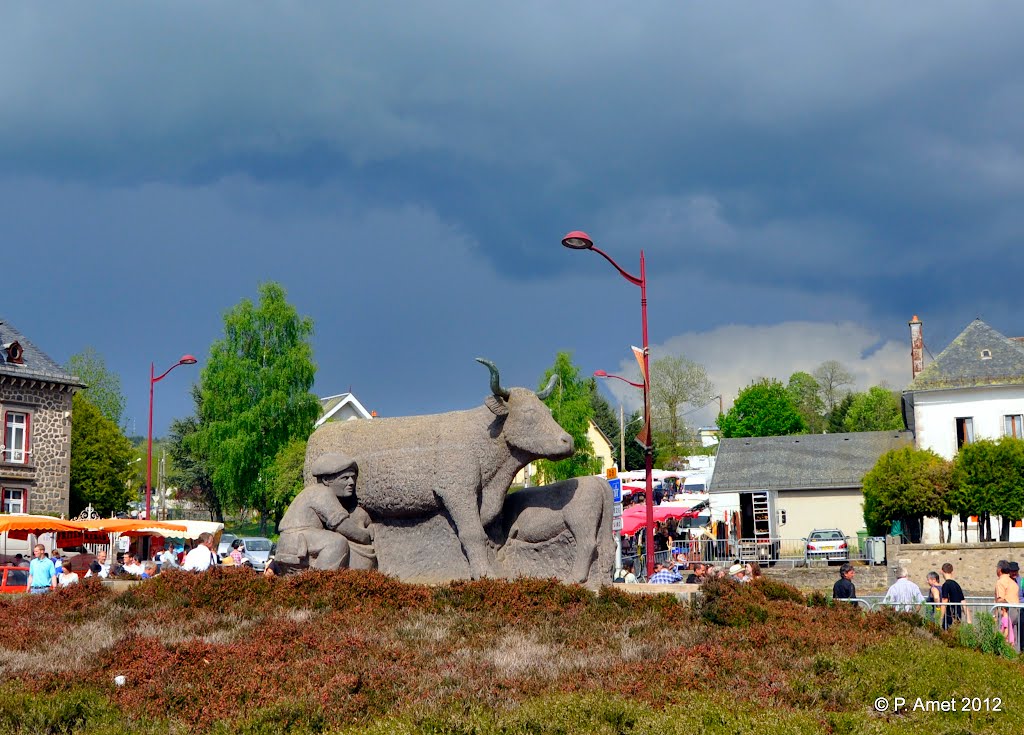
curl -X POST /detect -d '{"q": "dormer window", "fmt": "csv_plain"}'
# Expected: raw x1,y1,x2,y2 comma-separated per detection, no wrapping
3,341,24,365
980,349,992,360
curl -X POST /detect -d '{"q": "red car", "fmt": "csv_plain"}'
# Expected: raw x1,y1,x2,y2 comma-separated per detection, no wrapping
0,566,29,594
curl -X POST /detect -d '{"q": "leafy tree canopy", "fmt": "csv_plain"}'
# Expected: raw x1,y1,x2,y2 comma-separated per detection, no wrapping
535,351,600,483
813,360,854,414
842,386,904,433
69,393,136,517
65,347,126,429
950,438,1024,521
167,386,222,522
827,392,856,434
787,371,825,434
718,379,806,438
649,354,715,447
189,282,321,533
266,437,308,531
861,446,951,536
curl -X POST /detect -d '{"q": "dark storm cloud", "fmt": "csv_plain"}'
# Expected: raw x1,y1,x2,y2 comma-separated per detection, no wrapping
2,3,1023,428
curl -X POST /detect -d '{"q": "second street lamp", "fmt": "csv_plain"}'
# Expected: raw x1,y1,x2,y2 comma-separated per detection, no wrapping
565,230,657,578
146,355,198,523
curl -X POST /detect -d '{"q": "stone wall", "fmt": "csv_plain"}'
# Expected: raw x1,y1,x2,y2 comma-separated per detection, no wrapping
0,382,73,517
885,537,1024,597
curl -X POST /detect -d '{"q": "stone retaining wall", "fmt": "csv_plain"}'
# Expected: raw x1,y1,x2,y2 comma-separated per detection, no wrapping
885,537,1024,597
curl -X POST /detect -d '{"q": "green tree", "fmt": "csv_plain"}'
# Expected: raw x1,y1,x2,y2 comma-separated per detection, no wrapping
813,360,854,414
649,354,715,454
862,446,951,540
718,379,806,438
266,437,308,532
588,379,619,454
69,393,136,516
189,282,321,533
827,392,856,433
621,409,651,470
534,351,601,483
787,371,825,434
65,347,126,429
167,387,223,522
842,386,904,433
951,438,1024,542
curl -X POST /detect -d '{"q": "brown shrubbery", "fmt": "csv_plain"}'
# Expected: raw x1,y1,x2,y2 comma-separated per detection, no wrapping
0,570,1015,733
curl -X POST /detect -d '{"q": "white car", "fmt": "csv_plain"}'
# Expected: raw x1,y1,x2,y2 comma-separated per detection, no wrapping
804,529,849,564
239,537,274,572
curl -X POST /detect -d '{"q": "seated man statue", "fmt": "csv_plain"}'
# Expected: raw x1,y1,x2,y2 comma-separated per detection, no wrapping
275,452,376,570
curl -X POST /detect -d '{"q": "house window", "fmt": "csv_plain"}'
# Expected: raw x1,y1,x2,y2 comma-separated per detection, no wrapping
1006,414,1024,439
3,411,29,463
955,417,974,450
2,488,25,513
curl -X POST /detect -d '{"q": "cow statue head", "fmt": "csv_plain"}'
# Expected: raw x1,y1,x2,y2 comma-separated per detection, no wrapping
476,358,574,460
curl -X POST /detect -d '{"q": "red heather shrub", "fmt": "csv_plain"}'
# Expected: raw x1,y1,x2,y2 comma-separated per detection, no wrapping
431,577,604,623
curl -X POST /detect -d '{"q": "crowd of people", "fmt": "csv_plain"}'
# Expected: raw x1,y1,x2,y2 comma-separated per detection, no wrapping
8,532,284,594
831,559,1024,647
615,554,765,586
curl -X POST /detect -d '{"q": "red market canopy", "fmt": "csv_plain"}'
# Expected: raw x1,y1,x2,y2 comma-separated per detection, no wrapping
620,505,701,536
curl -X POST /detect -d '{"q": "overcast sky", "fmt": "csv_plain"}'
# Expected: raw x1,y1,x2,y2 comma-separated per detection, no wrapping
3,3,1023,435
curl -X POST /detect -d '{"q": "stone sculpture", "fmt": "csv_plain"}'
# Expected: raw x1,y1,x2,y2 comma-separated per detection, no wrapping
276,452,376,570
304,359,573,579
293,359,618,586
496,476,615,585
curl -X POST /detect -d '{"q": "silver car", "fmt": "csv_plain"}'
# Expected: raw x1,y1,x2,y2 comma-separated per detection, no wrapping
239,537,274,572
804,529,849,564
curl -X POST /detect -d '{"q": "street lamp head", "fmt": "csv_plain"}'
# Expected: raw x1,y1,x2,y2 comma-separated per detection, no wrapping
593,370,608,378
561,230,593,250
178,355,198,365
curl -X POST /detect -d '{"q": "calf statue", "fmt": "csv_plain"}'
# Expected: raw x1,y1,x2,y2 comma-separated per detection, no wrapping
305,359,573,579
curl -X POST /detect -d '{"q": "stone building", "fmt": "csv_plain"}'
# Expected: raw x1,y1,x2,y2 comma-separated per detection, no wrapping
0,319,83,517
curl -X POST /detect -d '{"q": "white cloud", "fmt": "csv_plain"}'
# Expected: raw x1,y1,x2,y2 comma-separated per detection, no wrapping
605,321,909,428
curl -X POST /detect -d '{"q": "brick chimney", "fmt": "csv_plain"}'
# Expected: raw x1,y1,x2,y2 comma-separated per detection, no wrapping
909,315,924,380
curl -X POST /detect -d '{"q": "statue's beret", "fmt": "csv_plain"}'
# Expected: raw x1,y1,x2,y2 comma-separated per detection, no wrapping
310,452,357,477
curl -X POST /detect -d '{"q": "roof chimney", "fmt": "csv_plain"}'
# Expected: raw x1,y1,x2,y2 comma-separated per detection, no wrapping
909,315,923,380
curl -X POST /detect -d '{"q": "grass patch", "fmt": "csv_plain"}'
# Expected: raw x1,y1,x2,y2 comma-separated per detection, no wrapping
1,573,1021,733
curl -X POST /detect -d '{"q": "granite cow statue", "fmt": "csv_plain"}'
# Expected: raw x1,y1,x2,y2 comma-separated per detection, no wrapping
305,359,573,579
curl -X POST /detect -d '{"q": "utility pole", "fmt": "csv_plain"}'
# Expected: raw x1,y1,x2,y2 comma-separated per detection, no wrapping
619,404,626,470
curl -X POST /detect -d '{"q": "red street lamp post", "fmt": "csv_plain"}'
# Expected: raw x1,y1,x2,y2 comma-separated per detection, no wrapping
146,355,198,522
563,230,656,578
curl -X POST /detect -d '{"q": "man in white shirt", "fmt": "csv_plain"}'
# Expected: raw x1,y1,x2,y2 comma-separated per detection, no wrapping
883,566,925,612
158,547,178,570
84,549,111,579
121,553,145,576
182,533,217,572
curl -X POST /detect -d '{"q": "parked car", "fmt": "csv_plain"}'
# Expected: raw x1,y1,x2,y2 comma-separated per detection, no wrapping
804,529,849,564
216,534,237,559
239,537,274,572
0,566,29,594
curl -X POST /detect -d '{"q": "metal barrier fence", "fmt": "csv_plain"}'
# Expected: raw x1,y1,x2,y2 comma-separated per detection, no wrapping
837,597,1024,651
621,536,886,572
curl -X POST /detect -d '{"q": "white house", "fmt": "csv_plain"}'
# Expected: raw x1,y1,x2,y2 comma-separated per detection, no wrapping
903,317,1024,541
314,392,374,428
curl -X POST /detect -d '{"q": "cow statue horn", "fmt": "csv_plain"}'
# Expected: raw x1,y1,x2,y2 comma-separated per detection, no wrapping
475,358,510,400
537,374,559,400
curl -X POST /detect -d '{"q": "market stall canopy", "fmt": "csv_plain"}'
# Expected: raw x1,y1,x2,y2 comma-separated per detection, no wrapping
141,520,224,543
620,505,702,536
69,518,188,535
0,514,82,539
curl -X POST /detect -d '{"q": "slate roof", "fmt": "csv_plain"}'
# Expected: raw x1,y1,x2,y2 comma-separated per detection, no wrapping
0,318,83,387
709,431,913,492
909,319,1024,391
